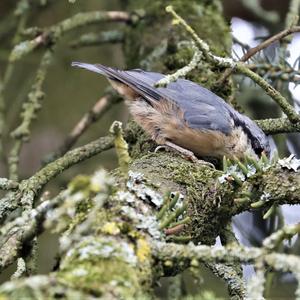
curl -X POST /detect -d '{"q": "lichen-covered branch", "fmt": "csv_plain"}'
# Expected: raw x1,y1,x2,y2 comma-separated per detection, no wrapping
0,0,30,162
152,241,300,299
0,192,64,272
256,117,300,134
166,6,300,124
0,178,19,190
8,50,53,181
10,10,139,62
70,30,124,48
0,135,114,222
263,223,300,251
155,45,202,87
1,0,300,298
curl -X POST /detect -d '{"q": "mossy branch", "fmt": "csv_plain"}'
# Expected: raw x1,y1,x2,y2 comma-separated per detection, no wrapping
153,240,300,299
8,50,53,181
0,178,19,190
0,135,114,222
110,121,131,175
0,0,30,162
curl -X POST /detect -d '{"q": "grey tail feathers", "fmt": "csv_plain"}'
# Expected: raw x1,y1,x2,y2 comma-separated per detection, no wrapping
71,61,162,104
71,62,108,76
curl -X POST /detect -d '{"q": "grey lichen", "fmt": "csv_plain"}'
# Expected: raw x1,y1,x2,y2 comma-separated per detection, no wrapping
278,154,300,171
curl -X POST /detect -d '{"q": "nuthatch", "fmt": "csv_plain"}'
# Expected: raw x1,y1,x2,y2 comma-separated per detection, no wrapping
72,62,270,161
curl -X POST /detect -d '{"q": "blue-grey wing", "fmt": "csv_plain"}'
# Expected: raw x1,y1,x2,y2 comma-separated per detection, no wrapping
112,68,235,135
72,62,234,134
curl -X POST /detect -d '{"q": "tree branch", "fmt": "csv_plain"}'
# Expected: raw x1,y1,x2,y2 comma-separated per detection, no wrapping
9,10,140,62
165,6,300,124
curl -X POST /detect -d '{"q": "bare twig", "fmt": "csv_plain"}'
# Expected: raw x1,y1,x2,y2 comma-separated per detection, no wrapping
51,93,121,160
219,26,300,85
242,27,300,63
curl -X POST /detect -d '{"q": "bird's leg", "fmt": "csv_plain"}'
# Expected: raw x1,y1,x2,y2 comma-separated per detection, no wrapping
155,141,215,168
165,141,198,162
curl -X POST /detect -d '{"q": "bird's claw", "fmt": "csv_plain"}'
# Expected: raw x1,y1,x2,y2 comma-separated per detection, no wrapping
154,143,214,168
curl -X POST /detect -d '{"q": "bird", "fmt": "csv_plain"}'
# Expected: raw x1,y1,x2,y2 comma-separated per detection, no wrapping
72,62,270,162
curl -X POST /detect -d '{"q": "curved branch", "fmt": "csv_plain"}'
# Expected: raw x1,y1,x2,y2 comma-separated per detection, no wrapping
0,135,114,222
10,10,141,62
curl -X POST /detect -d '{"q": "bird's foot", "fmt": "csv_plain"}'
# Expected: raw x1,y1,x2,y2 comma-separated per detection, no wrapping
155,141,214,168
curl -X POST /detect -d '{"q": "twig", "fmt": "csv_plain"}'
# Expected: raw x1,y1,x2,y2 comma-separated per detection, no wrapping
232,36,250,51
0,135,114,222
51,93,121,160
0,0,30,166
155,46,202,87
239,65,299,122
8,50,53,181
109,121,131,175
0,192,65,272
263,223,300,251
219,26,300,85
214,224,246,299
11,258,26,279
247,63,300,83
256,117,300,134
0,178,19,190
205,262,246,299
10,10,138,62
240,0,279,24
166,6,300,124
246,260,266,300
70,30,124,48
153,241,300,289
284,0,300,41
242,27,300,63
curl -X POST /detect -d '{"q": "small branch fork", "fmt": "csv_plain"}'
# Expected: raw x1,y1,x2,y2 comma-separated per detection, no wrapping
10,10,142,62
0,135,114,223
164,6,300,131
218,25,300,84
152,222,300,299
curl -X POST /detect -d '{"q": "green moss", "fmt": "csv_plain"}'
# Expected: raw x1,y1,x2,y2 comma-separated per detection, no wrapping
125,120,156,159
58,259,140,298
130,153,235,245
58,237,147,298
